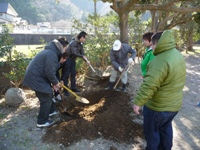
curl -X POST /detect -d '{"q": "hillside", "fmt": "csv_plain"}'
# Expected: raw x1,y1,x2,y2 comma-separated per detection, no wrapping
1,0,111,24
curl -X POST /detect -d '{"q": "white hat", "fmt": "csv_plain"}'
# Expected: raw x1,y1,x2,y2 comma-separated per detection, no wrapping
113,40,121,51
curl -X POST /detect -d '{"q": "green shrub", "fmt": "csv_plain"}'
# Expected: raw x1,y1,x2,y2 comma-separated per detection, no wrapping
72,13,118,73
0,25,14,61
3,50,31,87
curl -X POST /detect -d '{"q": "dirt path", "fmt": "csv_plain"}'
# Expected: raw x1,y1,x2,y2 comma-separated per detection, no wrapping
172,52,200,150
128,53,200,150
0,52,199,150
0,91,62,150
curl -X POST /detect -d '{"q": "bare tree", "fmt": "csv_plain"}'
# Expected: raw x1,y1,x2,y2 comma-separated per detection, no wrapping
102,0,200,42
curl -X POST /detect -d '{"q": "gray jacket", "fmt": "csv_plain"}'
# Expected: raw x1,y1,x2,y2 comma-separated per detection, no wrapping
110,43,137,70
66,38,84,59
23,40,63,94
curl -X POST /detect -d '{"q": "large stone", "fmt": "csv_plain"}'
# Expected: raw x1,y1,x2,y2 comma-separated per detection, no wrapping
5,88,25,106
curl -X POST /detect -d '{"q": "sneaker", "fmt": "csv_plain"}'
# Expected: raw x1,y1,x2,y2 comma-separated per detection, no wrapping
52,97,57,103
52,94,62,103
36,120,54,128
71,88,80,92
56,94,62,101
49,111,59,117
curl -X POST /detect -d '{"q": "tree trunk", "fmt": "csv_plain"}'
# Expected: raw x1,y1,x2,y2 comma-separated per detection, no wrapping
8,50,12,62
150,0,159,32
94,0,97,16
119,12,129,43
151,11,157,32
186,24,194,53
94,0,97,34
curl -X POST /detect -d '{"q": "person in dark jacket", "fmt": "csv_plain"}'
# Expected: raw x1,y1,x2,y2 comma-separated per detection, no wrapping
106,40,137,91
61,31,88,96
23,37,69,128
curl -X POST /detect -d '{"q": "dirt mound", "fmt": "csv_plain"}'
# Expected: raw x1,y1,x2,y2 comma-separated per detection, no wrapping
43,90,143,146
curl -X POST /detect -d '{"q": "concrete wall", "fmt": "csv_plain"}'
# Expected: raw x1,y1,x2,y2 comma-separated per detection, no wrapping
1,33,72,45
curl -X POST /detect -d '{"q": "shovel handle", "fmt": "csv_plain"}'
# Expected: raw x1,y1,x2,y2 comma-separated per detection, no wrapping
61,84,78,98
84,57,96,73
113,63,133,89
88,63,96,73
113,71,124,89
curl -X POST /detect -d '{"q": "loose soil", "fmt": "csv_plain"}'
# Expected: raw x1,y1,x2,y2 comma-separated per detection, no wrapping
43,90,143,147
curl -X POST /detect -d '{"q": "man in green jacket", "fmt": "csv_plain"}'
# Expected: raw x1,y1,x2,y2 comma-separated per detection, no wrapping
141,32,154,77
133,30,186,150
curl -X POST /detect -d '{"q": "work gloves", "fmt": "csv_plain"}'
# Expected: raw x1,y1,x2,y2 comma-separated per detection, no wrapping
128,58,134,64
118,66,123,72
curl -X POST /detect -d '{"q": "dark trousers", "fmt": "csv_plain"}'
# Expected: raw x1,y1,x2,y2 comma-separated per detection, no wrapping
143,106,178,150
62,58,76,93
35,91,56,124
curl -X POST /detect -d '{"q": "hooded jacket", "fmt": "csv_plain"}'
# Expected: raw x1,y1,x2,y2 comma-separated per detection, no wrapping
134,30,186,112
23,40,64,94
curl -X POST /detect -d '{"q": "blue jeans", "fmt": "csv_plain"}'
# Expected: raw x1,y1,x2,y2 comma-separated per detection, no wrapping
143,106,178,150
62,58,76,93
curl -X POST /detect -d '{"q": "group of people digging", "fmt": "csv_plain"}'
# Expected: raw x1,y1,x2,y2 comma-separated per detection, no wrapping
23,31,88,127
23,30,186,150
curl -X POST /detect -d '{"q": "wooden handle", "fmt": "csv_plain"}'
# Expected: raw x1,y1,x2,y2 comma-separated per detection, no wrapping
113,64,131,89
61,84,78,98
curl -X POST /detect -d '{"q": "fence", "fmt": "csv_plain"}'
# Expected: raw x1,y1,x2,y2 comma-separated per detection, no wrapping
0,33,72,45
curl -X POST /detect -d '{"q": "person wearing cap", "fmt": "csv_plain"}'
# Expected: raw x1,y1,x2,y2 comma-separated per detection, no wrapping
23,37,69,128
106,40,137,91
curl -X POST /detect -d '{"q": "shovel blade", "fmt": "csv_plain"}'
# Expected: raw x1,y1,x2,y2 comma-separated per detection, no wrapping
76,97,90,104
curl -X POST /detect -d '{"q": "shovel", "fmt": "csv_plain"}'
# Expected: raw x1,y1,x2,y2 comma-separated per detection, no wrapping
61,84,90,104
87,61,96,73
84,57,103,79
84,57,96,73
113,62,134,89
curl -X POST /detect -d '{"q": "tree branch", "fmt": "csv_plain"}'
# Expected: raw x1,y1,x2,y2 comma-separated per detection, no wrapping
109,0,119,13
165,15,193,29
123,0,139,12
157,13,179,30
129,4,200,13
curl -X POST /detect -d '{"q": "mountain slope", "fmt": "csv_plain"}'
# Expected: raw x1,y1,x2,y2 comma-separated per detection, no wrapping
1,0,111,24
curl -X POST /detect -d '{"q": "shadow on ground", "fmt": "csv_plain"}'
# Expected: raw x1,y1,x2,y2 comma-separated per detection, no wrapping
172,53,200,150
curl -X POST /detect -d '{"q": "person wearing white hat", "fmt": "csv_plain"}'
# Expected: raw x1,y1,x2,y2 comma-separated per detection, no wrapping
106,40,137,91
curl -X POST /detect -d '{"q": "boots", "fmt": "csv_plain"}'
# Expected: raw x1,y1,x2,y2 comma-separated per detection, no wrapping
121,84,126,92
105,82,115,90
